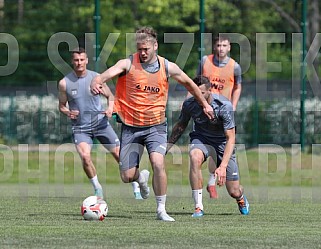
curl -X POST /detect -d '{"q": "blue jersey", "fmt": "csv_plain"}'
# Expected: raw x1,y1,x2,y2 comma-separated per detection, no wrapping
179,94,235,140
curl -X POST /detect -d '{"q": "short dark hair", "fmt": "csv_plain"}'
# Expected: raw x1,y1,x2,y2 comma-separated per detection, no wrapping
136,26,158,43
193,75,211,88
71,47,86,55
214,34,231,44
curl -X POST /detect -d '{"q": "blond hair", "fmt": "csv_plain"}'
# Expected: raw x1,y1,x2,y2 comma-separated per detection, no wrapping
136,26,157,43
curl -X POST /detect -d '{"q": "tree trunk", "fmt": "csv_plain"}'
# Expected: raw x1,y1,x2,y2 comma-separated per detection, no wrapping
18,0,23,23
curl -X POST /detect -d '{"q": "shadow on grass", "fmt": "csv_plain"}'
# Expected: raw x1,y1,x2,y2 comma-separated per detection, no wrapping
169,211,235,216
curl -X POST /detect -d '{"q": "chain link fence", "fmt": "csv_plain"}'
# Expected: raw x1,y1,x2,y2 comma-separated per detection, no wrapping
1,92,321,148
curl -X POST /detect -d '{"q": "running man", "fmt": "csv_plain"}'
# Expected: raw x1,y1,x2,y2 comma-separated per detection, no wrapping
167,75,249,217
58,47,140,200
91,27,214,221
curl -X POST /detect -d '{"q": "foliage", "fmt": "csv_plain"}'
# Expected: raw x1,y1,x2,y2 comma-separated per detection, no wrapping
0,0,318,85
0,0,93,85
1,95,321,146
0,95,71,144
0,0,320,147
243,101,273,146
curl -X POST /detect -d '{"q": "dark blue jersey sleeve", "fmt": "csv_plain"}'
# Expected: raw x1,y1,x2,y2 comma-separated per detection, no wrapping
219,102,235,131
179,100,192,124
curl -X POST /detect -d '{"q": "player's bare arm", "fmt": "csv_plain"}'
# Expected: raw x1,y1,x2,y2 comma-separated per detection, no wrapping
58,79,68,114
167,62,214,120
215,128,236,186
90,59,130,95
58,79,79,119
100,84,115,118
166,119,189,153
231,83,242,111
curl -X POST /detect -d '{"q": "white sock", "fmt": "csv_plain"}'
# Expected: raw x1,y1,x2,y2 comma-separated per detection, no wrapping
90,175,102,190
137,172,145,185
192,189,203,210
132,181,140,192
208,173,216,185
156,195,166,214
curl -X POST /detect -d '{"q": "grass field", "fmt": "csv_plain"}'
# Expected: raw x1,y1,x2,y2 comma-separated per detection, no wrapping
1,145,321,248
1,185,321,249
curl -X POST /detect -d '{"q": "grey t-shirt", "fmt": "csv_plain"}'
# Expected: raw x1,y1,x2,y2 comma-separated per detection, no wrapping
65,69,105,131
179,93,235,140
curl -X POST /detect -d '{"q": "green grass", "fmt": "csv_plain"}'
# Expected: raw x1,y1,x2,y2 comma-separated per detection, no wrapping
0,185,321,249
1,145,321,186
1,146,321,248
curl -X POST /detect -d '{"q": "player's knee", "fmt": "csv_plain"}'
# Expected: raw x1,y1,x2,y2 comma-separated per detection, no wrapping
152,163,165,176
189,154,203,167
150,156,164,172
120,171,133,183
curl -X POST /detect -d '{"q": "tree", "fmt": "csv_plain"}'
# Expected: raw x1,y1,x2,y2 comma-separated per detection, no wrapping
0,0,94,86
259,0,320,70
1,0,319,86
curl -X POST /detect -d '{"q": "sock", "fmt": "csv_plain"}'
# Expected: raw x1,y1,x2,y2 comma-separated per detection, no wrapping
132,181,140,192
208,173,216,185
192,189,203,210
137,171,146,185
156,195,166,214
90,175,102,190
236,194,244,201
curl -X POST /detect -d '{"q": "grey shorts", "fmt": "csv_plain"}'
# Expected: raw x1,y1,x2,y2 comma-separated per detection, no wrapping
72,119,120,151
189,132,239,181
119,123,167,171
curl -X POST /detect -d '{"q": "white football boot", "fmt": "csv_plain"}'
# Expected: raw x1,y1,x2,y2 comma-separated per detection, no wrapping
156,211,175,222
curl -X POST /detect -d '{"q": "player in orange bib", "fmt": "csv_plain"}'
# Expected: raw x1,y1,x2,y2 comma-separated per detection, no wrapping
91,27,214,221
199,35,242,109
198,35,242,198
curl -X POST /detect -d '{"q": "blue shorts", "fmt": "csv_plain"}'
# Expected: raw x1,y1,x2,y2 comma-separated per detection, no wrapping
189,132,239,181
72,118,120,151
119,123,167,171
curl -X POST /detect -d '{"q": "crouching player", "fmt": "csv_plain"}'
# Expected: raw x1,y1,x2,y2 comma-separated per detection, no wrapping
167,75,249,217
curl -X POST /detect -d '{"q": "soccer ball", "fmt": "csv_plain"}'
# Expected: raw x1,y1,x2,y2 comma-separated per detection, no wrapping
81,196,108,221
